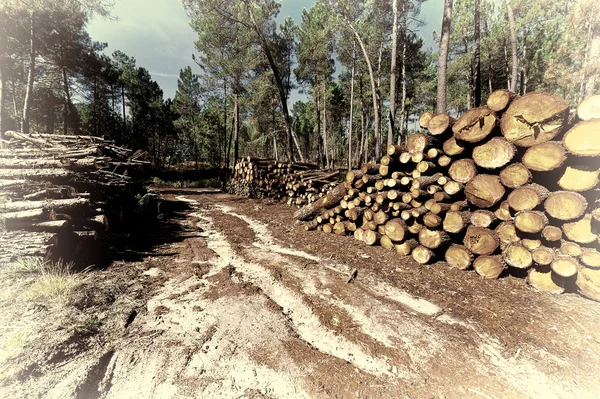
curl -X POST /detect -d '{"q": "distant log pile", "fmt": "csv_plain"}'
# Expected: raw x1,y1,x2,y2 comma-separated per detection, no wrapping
0,130,149,267
227,156,340,206
295,92,600,301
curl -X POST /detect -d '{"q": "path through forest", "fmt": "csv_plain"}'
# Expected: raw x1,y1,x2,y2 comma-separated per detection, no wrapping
2,188,600,399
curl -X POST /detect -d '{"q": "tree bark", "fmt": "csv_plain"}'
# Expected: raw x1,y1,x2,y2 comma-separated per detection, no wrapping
233,93,239,164
388,0,399,147
322,79,329,168
474,0,481,106
436,0,453,113
505,0,518,93
397,5,408,145
348,42,356,171
22,11,36,134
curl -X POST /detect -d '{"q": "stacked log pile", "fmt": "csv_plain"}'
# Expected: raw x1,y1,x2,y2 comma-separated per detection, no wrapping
0,130,149,267
227,156,340,205
295,92,600,301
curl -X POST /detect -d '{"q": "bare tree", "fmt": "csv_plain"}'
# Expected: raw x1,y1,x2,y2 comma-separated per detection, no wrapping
437,0,453,113
505,0,518,92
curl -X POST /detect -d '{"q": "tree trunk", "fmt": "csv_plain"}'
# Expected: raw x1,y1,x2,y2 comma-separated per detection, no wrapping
223,78,228,168
62,67,71,135
584,22,600,98
233,93,239,164
349,43,355,171
376,41,384,157
505,0,518,93
338,7,381,159
322,79,329,168
388,0,399,147
244,1,294,161
22,11,35,134
0,62,3,138
436,0,453,113
397,6,408,145
121,84,126,134
474,0,482,106
520,30,527,95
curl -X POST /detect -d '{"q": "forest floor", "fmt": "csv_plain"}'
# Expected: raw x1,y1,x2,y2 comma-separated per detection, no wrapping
1,187,600,399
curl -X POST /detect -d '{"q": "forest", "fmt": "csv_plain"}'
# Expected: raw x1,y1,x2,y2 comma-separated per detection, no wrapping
0,0,598,171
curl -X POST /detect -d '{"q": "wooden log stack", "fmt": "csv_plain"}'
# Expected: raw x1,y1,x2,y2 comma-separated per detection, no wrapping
295,92,600,301
227,156,340,206
0,130,149,267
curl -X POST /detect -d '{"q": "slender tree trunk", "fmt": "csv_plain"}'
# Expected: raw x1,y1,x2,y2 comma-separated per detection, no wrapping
388,0,399,147
584,22,600,99
62,67,71,134
474,0,482,106
223,80,229,168
397,6,408,145
505,0,518,92
376,41,384,157
11,80,20,131
348,43,355,170
0,64,3,138
437,0,453,113
359,107,365,165
233,93,239,164
273,135,278,160
22,11,35,134
121,84,126,134
520,30,527,95
315,79,323,166
244,1,294,161
322,79,330,168
488,62,493,94
337,7,381,159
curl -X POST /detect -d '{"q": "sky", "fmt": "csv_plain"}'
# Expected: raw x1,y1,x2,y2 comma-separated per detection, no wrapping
87,0,443,101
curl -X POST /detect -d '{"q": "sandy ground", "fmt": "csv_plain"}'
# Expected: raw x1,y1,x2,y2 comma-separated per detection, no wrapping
1,187,600,399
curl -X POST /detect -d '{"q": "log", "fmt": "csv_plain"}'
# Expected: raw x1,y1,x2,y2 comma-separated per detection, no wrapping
499,163,532,188
465,175,505,208
514,211,548,234
373,210,389,225
1,208,47,228
464,226,499,255
528,269,565,294
353,228,364,241
445,244,473,270
558,164,599,192
412,245,435,264
486,89,516,113
294,182,347,220
384,219,406,242
323,224,333,234
380,234,395,249
470,210,496,228
521,239,541,251
494,201,512,221
442,136,465,156
532,247,554,266
0,198,89,214
361,163,381,174
443,180,463,196
363,230,381,246
395,238,418,256
544,191,588,221
419,228,451,249
472,137,516,170
507,184,550,212
423,212,442,228
562,215,597,244
500,92,570,147
562,119,600,157
428,113,455,135
430,202,452,215
496,221,520,246
443,211,471,234
437,155,452,168
333,222,347,236
576,267,600,301
346,170,364,183
453,106,498,143
560,241,583,257
406,133,435,154
448,159,478,184
504,244,533,269
419,112,434,128
551,256,579,278
473,255,505,279
521,141,567,172
542,225,563,242
581,249,600,268
576,94,600,120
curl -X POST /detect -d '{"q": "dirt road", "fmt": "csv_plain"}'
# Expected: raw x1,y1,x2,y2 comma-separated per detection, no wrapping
2,188,600,399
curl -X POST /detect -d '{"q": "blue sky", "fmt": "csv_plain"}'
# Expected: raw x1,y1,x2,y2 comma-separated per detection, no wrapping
87,0,443,100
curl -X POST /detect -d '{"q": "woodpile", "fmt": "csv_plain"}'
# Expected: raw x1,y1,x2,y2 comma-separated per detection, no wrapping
0,130,149,267
227,156,340,206
295,91,600,301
